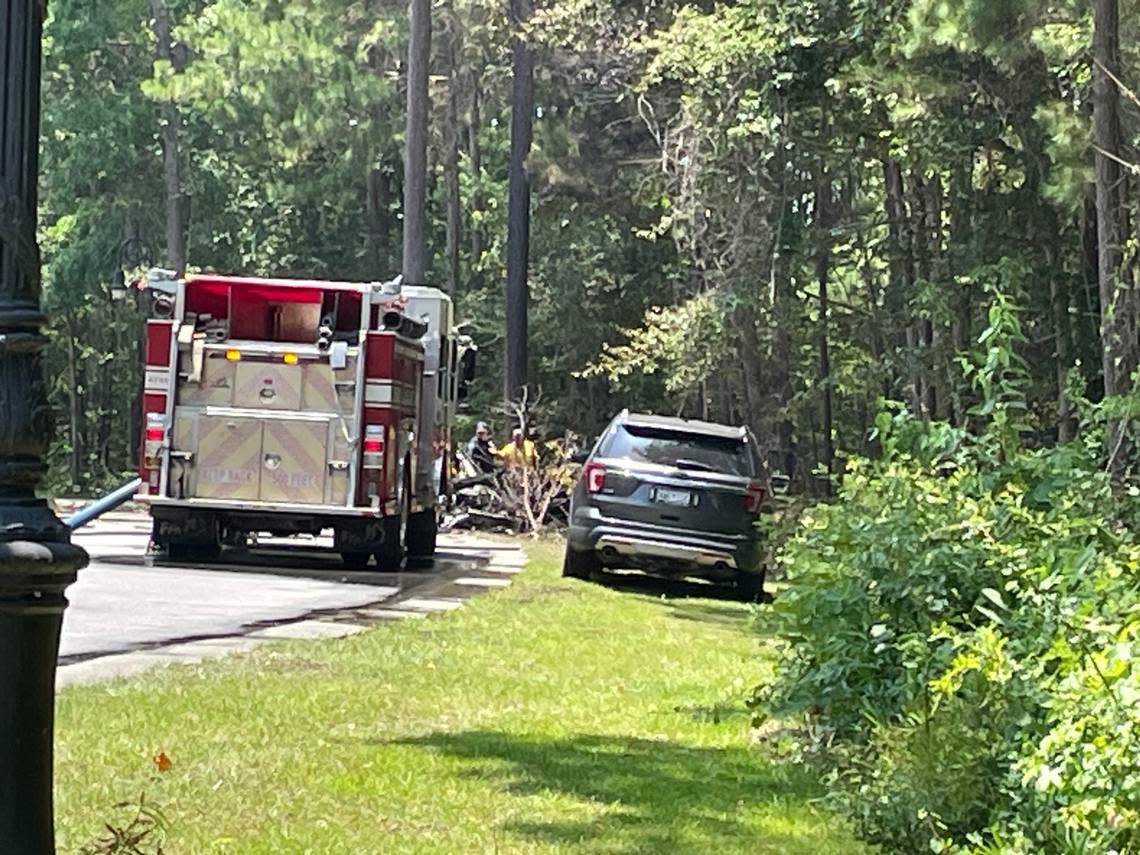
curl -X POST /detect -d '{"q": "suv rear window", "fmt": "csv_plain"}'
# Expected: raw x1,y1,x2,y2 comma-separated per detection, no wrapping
601,424,756,477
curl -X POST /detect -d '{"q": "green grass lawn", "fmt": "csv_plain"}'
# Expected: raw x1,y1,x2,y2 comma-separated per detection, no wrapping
54,541,867,854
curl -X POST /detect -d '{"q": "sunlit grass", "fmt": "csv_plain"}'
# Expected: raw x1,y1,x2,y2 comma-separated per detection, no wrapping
54,542,867,853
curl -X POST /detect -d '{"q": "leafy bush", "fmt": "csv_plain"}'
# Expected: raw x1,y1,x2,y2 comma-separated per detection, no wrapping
757,296,1140,852
759,418,1140,851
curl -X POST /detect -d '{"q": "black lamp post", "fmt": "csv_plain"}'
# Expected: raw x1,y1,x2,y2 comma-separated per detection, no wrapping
1,0,89,849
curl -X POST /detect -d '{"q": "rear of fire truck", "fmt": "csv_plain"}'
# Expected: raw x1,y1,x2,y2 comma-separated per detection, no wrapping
137,270,468,569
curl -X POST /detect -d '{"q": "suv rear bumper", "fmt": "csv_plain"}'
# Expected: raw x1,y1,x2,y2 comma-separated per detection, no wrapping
569,514,761,579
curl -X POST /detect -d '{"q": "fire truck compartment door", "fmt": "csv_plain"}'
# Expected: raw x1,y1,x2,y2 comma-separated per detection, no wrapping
195,417,263,501
177,352,235,407
235,362,303,411
259,419,328,504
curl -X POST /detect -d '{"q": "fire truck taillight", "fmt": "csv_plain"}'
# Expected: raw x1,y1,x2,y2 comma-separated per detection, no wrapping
143,413,166,478
362,426,384,468
145,414,166,446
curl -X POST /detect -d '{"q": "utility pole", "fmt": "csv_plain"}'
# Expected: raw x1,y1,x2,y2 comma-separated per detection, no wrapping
0,0,89,849
402,0,431,287
504,0,533,400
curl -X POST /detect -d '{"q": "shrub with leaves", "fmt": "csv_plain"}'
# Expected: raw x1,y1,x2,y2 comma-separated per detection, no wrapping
757,295,1140,852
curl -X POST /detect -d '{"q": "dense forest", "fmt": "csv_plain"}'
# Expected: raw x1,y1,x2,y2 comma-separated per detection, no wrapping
42,0,1140,493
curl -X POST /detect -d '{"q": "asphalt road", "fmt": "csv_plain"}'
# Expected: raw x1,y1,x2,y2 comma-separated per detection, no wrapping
62,510,498,664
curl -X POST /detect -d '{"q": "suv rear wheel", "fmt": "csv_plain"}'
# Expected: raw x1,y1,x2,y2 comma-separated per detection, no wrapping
734,570,766,603
562,546,600,580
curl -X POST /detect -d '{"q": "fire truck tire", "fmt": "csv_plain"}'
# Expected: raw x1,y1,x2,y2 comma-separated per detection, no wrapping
165,540,221,563
340,551,371,570
374,516,405,571
406,510,437,560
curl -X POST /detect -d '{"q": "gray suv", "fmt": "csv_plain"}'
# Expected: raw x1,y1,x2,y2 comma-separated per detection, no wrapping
564,411,767,600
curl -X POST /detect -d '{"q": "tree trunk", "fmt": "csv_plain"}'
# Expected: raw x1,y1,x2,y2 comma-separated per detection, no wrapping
151,0,186,273
467,72,484,272
401,0,431,286
816,155,834,495
65,314,81,487
883,159,921,414
910,171,934,420
366,168,391,276
443,4,462,295
925,172,946,420
949,162,972,425
1049,250,1076,442
1081,187,1100,371
1093,0,1136,468
505,0,534,400
735,305,764,431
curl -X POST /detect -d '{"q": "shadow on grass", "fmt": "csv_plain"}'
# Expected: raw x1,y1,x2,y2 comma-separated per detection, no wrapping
591,570,751,602
391,730,825,853
660,600,757,628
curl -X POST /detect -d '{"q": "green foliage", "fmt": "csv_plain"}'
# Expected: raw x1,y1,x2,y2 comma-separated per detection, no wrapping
37,0,1118,487
758,309,1140,849
582,292,730,404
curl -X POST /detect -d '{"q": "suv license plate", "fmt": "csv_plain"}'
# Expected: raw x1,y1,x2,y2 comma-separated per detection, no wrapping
655,487,692,507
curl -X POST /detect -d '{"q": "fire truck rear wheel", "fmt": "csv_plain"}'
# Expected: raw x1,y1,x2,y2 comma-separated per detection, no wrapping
165,540,221,563
406,509,437,560
374,516,405,571
340,551,371,571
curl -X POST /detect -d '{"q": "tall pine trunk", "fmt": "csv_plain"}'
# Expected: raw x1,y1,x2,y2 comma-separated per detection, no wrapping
442,0,462,295
366,168,391,276
1093,0,1136,468
883,159,921,415
816,147,834,495
151,0,185,273
65,313,81,488
505,0,533,400
402,0,431,286
467,72,484,276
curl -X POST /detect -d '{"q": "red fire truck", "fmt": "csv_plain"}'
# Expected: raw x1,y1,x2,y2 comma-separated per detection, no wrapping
135,270,473,569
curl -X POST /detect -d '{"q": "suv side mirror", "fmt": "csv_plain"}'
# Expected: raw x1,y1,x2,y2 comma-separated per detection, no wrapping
569,449,589,465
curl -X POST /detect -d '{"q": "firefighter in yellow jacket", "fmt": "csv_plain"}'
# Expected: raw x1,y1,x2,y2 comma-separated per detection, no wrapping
498,428,537,468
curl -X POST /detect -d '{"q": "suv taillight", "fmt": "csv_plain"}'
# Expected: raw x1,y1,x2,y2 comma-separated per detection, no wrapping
584,462,606,493
744,482,766,513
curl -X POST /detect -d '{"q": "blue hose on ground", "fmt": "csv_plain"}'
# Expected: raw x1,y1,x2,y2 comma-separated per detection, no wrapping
63,477,143,530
